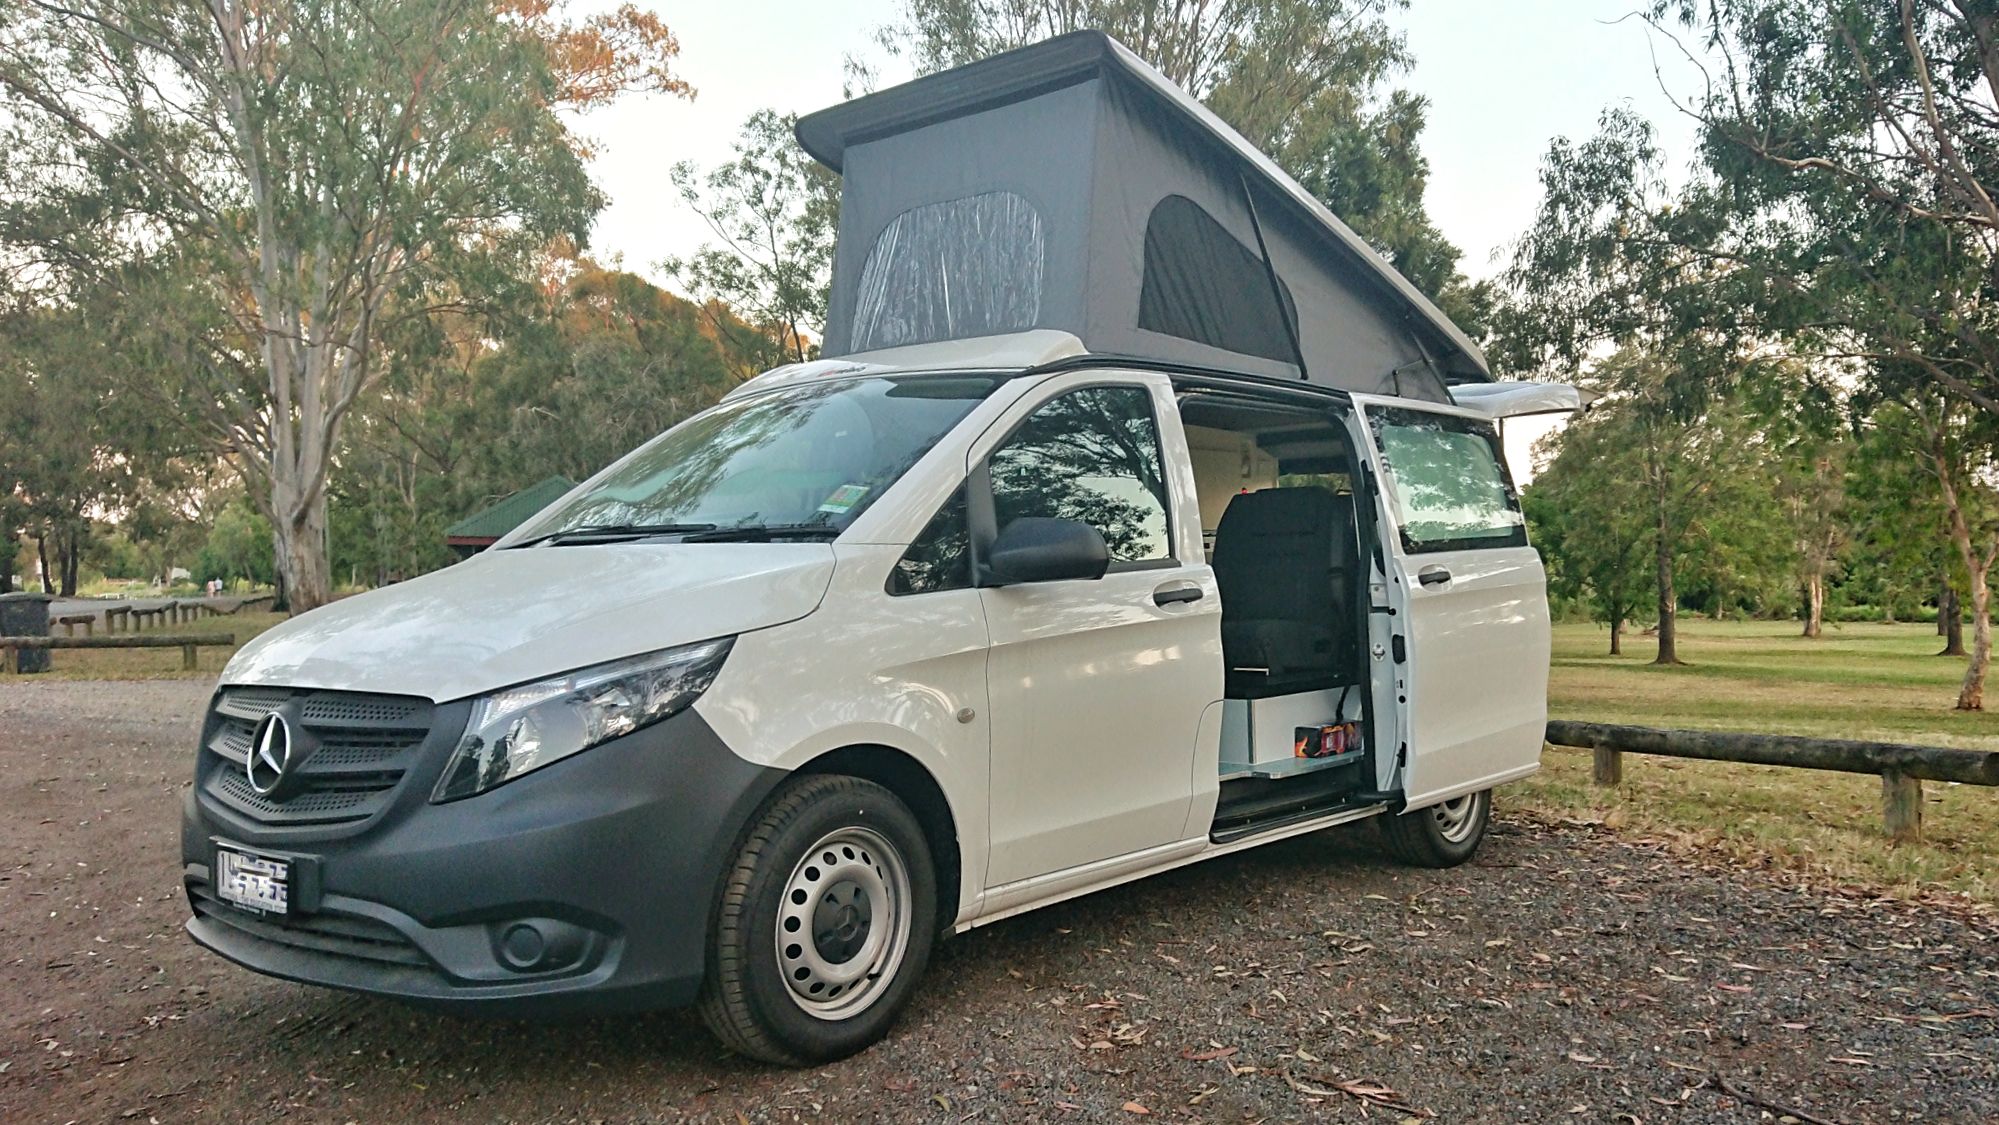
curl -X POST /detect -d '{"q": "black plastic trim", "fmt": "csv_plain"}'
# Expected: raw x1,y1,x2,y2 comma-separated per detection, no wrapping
183,706,786,1017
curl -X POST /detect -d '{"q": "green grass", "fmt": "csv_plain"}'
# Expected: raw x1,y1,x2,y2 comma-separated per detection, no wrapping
2,611,289,680
1521,619,1999,905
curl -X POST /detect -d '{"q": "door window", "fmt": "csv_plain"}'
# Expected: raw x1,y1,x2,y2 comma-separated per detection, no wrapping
987,386,1173,565
1368,408,1526,554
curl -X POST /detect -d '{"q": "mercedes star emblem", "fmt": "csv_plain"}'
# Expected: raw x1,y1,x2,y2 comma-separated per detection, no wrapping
246,712,294,797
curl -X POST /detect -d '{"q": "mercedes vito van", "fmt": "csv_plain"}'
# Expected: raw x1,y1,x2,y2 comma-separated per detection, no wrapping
180,32,1577,1065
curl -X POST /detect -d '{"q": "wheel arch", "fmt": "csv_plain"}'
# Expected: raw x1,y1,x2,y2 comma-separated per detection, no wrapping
795,744,963,931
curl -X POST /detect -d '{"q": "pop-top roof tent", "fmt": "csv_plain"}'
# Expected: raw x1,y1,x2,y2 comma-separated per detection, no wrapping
794,30,1491,402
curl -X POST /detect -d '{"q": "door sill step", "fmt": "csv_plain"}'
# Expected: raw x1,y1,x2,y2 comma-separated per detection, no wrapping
1209,797,1383,845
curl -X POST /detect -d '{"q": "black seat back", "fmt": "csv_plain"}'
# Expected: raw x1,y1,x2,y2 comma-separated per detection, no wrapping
1212,487,1355,696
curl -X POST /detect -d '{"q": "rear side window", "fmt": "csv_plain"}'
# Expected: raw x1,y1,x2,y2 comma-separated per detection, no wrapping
987,385,1173,565
1368,407,1526,554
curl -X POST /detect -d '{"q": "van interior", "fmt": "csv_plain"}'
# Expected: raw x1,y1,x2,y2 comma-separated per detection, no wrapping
1175,387,1377,841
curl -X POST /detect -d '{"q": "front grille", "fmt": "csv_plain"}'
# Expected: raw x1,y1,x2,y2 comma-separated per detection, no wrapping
189,884,429,968
201,687,435,828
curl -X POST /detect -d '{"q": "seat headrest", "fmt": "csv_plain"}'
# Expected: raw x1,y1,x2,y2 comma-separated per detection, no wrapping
1216,486,1338,537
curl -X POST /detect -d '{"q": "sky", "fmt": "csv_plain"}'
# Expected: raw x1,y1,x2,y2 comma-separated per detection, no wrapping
571,2,1716,476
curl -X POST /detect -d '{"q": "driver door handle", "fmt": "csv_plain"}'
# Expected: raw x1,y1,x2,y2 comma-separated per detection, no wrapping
1152,584,1205,606
1417,566,1452,587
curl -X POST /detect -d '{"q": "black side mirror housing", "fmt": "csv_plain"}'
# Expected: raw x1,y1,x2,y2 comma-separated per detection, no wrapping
983,517,1110,585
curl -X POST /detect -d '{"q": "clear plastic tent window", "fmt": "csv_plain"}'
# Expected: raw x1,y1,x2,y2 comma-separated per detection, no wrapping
850,191,1046,353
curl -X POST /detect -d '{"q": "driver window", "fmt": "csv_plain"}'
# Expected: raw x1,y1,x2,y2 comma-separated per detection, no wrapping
987,386,1173,565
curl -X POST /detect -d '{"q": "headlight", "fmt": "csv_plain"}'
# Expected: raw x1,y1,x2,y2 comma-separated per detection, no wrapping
432,637,733,802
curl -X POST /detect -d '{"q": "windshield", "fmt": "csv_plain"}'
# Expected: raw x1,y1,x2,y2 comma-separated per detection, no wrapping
511,375,1003,544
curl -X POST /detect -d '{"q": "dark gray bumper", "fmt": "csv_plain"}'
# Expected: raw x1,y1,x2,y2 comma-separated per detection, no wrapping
182,705,785,1017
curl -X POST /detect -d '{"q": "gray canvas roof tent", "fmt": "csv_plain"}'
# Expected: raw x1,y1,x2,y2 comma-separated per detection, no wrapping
795,30,1491,402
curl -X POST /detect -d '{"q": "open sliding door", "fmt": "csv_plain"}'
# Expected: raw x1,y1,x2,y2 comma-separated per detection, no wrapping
1350,395,1550,808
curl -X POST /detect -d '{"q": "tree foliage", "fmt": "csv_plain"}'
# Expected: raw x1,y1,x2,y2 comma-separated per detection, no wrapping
0,0,688,610
665,111,840,375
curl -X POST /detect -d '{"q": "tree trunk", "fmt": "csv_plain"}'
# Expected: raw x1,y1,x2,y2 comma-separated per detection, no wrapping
59,529,79,597
1653,522,1681,666
35,534,52,595
1959,571,1990,711
1609,612,1623,656
271,487,332,615
1802,572,1824,638
1941,583,1967,656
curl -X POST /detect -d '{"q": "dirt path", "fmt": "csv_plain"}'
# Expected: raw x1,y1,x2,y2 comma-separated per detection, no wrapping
1,680,1993,1123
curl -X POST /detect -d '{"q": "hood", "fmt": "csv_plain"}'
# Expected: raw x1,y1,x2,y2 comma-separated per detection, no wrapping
223,543,837,701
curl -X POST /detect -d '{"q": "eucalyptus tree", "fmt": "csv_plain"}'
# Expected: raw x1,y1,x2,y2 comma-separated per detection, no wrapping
1863,393,1999,709
1652,0,1999,416
665,111,840,376
1523,413,1653,655
0,0,689,610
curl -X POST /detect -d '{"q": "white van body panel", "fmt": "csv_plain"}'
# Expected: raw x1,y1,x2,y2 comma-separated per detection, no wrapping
1350,393,1549,808
694,542,995,925
220,543,836,700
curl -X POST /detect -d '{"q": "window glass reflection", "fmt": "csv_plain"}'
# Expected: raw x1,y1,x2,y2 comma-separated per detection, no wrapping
989,386,1172,563
889,485,971,595
1369,410,1525,553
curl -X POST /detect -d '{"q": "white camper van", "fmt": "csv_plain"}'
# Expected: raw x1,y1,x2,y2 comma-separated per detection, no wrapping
180,32,1577,1065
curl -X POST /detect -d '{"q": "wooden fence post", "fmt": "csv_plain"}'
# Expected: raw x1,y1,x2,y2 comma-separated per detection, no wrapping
1592,745,1623,786
1882,769,1923,843
2,646,14,675
181,643,197,671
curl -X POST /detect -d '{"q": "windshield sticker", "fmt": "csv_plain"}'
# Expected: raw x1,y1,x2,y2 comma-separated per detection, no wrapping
817,484,871,515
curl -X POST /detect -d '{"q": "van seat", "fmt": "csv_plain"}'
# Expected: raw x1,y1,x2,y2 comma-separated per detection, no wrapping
1211,487,1354,698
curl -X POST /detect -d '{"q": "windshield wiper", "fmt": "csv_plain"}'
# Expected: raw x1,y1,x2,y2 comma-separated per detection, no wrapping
679,523,842,543
508,522,719,548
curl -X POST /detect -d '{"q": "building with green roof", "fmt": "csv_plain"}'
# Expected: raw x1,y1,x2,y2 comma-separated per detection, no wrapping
445,476,576,556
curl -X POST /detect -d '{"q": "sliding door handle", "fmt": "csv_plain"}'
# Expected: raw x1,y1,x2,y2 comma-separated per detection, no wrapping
1152,585,1205,606
1417,566,1452,587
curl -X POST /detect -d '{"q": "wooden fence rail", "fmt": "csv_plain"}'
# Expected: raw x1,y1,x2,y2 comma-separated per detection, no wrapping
0,633,235,673
1544,719,1999,844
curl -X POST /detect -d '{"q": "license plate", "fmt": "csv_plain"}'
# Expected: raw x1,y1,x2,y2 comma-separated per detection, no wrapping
216,847,290,915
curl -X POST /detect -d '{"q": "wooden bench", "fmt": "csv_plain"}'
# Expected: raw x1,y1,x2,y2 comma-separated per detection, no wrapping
0,633,236,673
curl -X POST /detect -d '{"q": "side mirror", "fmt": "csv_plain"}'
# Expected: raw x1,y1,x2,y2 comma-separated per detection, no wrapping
984,517,1110,585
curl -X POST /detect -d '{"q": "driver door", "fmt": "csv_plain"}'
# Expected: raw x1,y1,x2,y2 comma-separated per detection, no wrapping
974,373,1221,889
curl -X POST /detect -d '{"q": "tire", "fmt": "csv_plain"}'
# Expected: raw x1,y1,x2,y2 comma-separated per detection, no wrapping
698,774,938,1066
1379,789,1490,868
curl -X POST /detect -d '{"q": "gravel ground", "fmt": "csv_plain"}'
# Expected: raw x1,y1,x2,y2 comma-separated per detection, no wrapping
1,678,1994,1123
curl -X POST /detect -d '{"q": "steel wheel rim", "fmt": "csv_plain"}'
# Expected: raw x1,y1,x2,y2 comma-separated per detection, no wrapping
774,826,912,1021
1431,794,1482,844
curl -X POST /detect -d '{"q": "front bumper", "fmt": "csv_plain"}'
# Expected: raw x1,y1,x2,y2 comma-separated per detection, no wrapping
182,703,785,1017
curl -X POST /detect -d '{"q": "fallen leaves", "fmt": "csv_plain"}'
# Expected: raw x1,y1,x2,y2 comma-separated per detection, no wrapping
1282,1072,1435,1117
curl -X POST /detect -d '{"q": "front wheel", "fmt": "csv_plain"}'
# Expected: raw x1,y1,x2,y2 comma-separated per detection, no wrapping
1379,789,1491,868
698,774,937,1065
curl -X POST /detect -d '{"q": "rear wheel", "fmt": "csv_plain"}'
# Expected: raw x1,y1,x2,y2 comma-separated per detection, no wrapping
1379,789,1490,868
699,774,937,1065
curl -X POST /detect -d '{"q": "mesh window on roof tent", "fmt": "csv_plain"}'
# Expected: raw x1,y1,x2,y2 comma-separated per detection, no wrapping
849,191,1047,352
1137,194,1297,364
